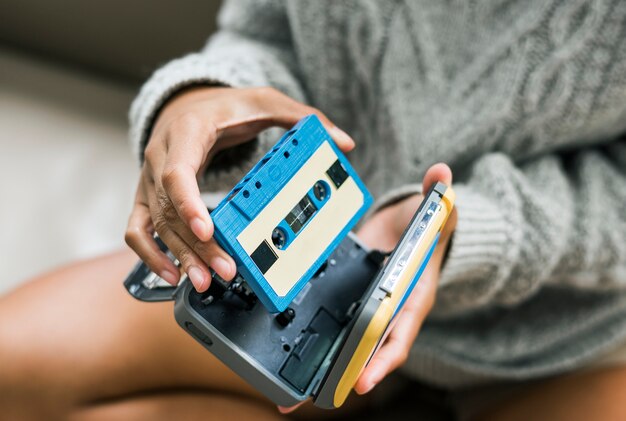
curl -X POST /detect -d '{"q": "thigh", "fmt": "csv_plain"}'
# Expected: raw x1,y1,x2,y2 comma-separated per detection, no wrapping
71,392,284,421
0,249,264,416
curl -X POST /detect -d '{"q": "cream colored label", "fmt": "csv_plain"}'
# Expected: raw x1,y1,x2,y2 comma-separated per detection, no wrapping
237,141,364,296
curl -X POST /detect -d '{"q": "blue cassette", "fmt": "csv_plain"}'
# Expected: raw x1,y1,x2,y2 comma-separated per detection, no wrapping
210,115,372,312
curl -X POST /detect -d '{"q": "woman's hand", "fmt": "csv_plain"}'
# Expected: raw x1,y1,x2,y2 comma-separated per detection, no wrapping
278,163,456,414
354,163,456,394
124,86,354,292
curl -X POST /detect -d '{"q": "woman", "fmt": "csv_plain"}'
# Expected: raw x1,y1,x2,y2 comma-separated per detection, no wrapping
2,1,626,419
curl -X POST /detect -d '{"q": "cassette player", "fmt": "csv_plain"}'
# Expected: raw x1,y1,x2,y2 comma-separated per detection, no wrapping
210,115,372,312
124,116,456,408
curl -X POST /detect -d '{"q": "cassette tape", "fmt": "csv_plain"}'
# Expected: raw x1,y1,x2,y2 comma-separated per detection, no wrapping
210,115,372,312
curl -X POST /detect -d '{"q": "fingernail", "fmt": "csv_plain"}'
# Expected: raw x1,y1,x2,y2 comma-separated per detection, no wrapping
330,126,355,149
360,367,384,394
211,256,234,280
161,270,179,285
363,381,377,394
187,266,207,290
190,217,209,241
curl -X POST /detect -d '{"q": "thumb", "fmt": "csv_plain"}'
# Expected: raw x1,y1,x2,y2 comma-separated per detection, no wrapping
422,163,452,193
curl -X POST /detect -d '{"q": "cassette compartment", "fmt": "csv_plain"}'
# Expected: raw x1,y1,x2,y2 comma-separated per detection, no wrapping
180,234,380,402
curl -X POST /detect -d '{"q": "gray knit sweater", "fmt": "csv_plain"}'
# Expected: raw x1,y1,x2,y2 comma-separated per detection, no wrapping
130,0,626,388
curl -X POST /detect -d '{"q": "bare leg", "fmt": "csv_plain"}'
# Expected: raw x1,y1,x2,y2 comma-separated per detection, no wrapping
0,249,280,420
71,392,284,421
476,366,626,421
17,249,625,421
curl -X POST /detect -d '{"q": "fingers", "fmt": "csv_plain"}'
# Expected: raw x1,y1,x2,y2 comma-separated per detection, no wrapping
254,87,355,151
277,401,306,414
124,176,232,291
219,87,355,152
422,162,453,193
354,336,405,395
177,230,236,282
355,273,438,395
161,163,213,242
125,184,180,285
155,223,212,292
151,187,235,284
354,305,423,395
146,176,234,290
160,116,217,242
149,116,236,285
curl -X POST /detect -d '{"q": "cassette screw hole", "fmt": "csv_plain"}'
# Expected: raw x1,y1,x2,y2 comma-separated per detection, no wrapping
243,190,250,198
284,151,290,158
272,227,287,249
283,344,291,352
313,181,328,201
292,138,298,146
255,181,262,189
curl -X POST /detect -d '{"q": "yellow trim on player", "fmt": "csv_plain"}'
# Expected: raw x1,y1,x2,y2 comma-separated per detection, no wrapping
333,186,455,407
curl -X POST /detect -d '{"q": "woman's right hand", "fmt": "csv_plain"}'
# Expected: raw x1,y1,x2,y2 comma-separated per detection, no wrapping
125,86,354,292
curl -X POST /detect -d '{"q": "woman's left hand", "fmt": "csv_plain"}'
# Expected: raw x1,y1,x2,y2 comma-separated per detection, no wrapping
354,164,456,394
279,163,456,413
354,164,456,395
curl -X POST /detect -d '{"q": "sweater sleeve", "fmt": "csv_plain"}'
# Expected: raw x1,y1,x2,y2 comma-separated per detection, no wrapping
128,0,305,183
430,139,626,317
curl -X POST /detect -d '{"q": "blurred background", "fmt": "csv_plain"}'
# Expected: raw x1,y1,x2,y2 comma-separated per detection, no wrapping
0,0,222,293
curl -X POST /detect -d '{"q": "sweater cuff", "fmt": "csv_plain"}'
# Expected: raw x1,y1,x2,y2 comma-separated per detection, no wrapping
128,52,264,162
435,185,513,314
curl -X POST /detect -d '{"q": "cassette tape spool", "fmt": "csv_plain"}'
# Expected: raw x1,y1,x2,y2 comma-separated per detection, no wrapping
211,115,372,312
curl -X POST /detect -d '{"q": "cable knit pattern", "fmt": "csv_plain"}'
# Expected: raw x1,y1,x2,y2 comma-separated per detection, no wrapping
129,0,626,387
